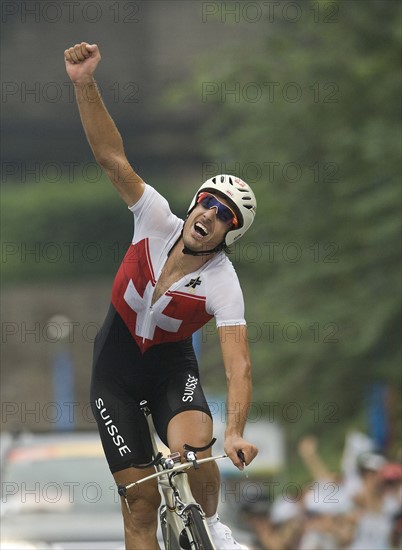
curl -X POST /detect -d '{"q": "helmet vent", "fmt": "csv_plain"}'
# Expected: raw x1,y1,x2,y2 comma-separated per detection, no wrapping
229,177,233,185
238,189,249,193
244,204,254,210
212,177,216,184
221,176,225,183
243,196,252,200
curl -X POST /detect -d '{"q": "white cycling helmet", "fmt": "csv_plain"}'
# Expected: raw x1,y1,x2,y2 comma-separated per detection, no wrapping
187,174,257,247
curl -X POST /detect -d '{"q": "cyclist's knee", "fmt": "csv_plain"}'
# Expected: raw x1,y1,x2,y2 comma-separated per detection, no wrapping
114,467,160,526
167,410,213,457
122,485,161,527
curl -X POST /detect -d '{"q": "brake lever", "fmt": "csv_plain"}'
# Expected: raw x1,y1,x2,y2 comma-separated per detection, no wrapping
237,449,247,475
183,450,200,470
183,439,217,471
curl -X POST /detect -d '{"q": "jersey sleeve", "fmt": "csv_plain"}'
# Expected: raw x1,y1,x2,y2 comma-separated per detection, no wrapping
128,184,182,243
206,258,247,327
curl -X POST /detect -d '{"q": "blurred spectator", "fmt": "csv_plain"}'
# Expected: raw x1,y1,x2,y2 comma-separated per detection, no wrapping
380,463,402,550
298,481,355,550
348,452,394,549
242,433,400,549
269,496,303,550
296,435,399,550
240,496,271,550
297,435,354,548
380,463,402,517
298,435,335,483
341,431,376,501
391,510,402,550
245,496,303,550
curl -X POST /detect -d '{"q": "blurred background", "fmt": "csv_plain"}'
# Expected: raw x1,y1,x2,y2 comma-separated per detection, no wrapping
1,1,401,549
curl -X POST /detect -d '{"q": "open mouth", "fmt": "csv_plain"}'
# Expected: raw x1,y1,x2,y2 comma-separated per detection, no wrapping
194,221,209,237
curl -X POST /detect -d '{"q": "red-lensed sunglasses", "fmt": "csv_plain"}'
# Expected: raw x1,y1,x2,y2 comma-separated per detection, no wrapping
197,192,239,228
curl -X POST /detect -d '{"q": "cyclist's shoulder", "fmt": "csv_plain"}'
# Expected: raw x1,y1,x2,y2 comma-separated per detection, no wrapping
203,253,242,290
207,252,238,273
128,183,166,210
130,185,182,233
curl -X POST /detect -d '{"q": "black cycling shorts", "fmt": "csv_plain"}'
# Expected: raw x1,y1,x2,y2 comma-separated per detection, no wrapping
90,304,212,473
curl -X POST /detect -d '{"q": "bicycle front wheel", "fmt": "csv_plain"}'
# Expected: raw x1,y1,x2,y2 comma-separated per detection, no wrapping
185,505,215,550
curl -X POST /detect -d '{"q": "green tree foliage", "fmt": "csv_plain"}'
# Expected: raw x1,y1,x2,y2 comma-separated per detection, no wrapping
167,0,401,453
1,178,131,281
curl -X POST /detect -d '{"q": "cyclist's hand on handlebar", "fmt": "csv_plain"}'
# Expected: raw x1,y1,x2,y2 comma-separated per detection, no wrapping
64,42,101,83
224,436,259,470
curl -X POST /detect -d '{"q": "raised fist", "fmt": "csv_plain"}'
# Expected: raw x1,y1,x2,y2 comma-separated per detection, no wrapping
64,42,101,83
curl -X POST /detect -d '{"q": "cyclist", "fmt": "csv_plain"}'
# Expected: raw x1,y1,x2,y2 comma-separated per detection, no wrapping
64,42,259,550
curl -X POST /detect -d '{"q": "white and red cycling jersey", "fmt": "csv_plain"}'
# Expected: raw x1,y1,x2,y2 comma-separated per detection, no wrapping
111,184,246,353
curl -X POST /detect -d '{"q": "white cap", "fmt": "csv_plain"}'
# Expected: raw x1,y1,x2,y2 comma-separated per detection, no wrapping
270,497,300,524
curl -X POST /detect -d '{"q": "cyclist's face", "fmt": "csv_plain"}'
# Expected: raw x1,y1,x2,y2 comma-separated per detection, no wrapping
183,193,233,252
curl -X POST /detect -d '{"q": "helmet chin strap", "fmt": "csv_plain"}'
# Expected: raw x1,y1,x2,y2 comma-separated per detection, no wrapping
182,243,224,256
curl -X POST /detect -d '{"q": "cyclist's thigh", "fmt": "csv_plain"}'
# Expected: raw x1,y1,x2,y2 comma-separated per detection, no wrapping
90,305,154,472
150,363,213,452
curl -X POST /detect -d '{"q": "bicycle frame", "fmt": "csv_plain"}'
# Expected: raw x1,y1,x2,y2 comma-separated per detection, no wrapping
118,401,227,550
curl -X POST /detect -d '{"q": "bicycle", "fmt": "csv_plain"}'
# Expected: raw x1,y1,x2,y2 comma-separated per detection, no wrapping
116,400,233,550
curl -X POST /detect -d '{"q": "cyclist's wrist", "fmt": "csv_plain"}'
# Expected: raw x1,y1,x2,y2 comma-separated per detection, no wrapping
224,430,243,440
73,76,97,87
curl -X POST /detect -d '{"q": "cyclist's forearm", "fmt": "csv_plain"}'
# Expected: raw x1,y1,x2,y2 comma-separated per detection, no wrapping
224,367,252,438
74,78,125,165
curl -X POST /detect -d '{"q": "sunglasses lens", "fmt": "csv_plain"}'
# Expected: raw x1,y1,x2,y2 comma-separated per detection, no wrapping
200,195,214,209
218,208,234,223
198,193,237,226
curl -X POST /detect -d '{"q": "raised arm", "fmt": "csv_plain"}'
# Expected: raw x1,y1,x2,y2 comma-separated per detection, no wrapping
218,324,259,470
297,435,334,481
64,42,145,206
